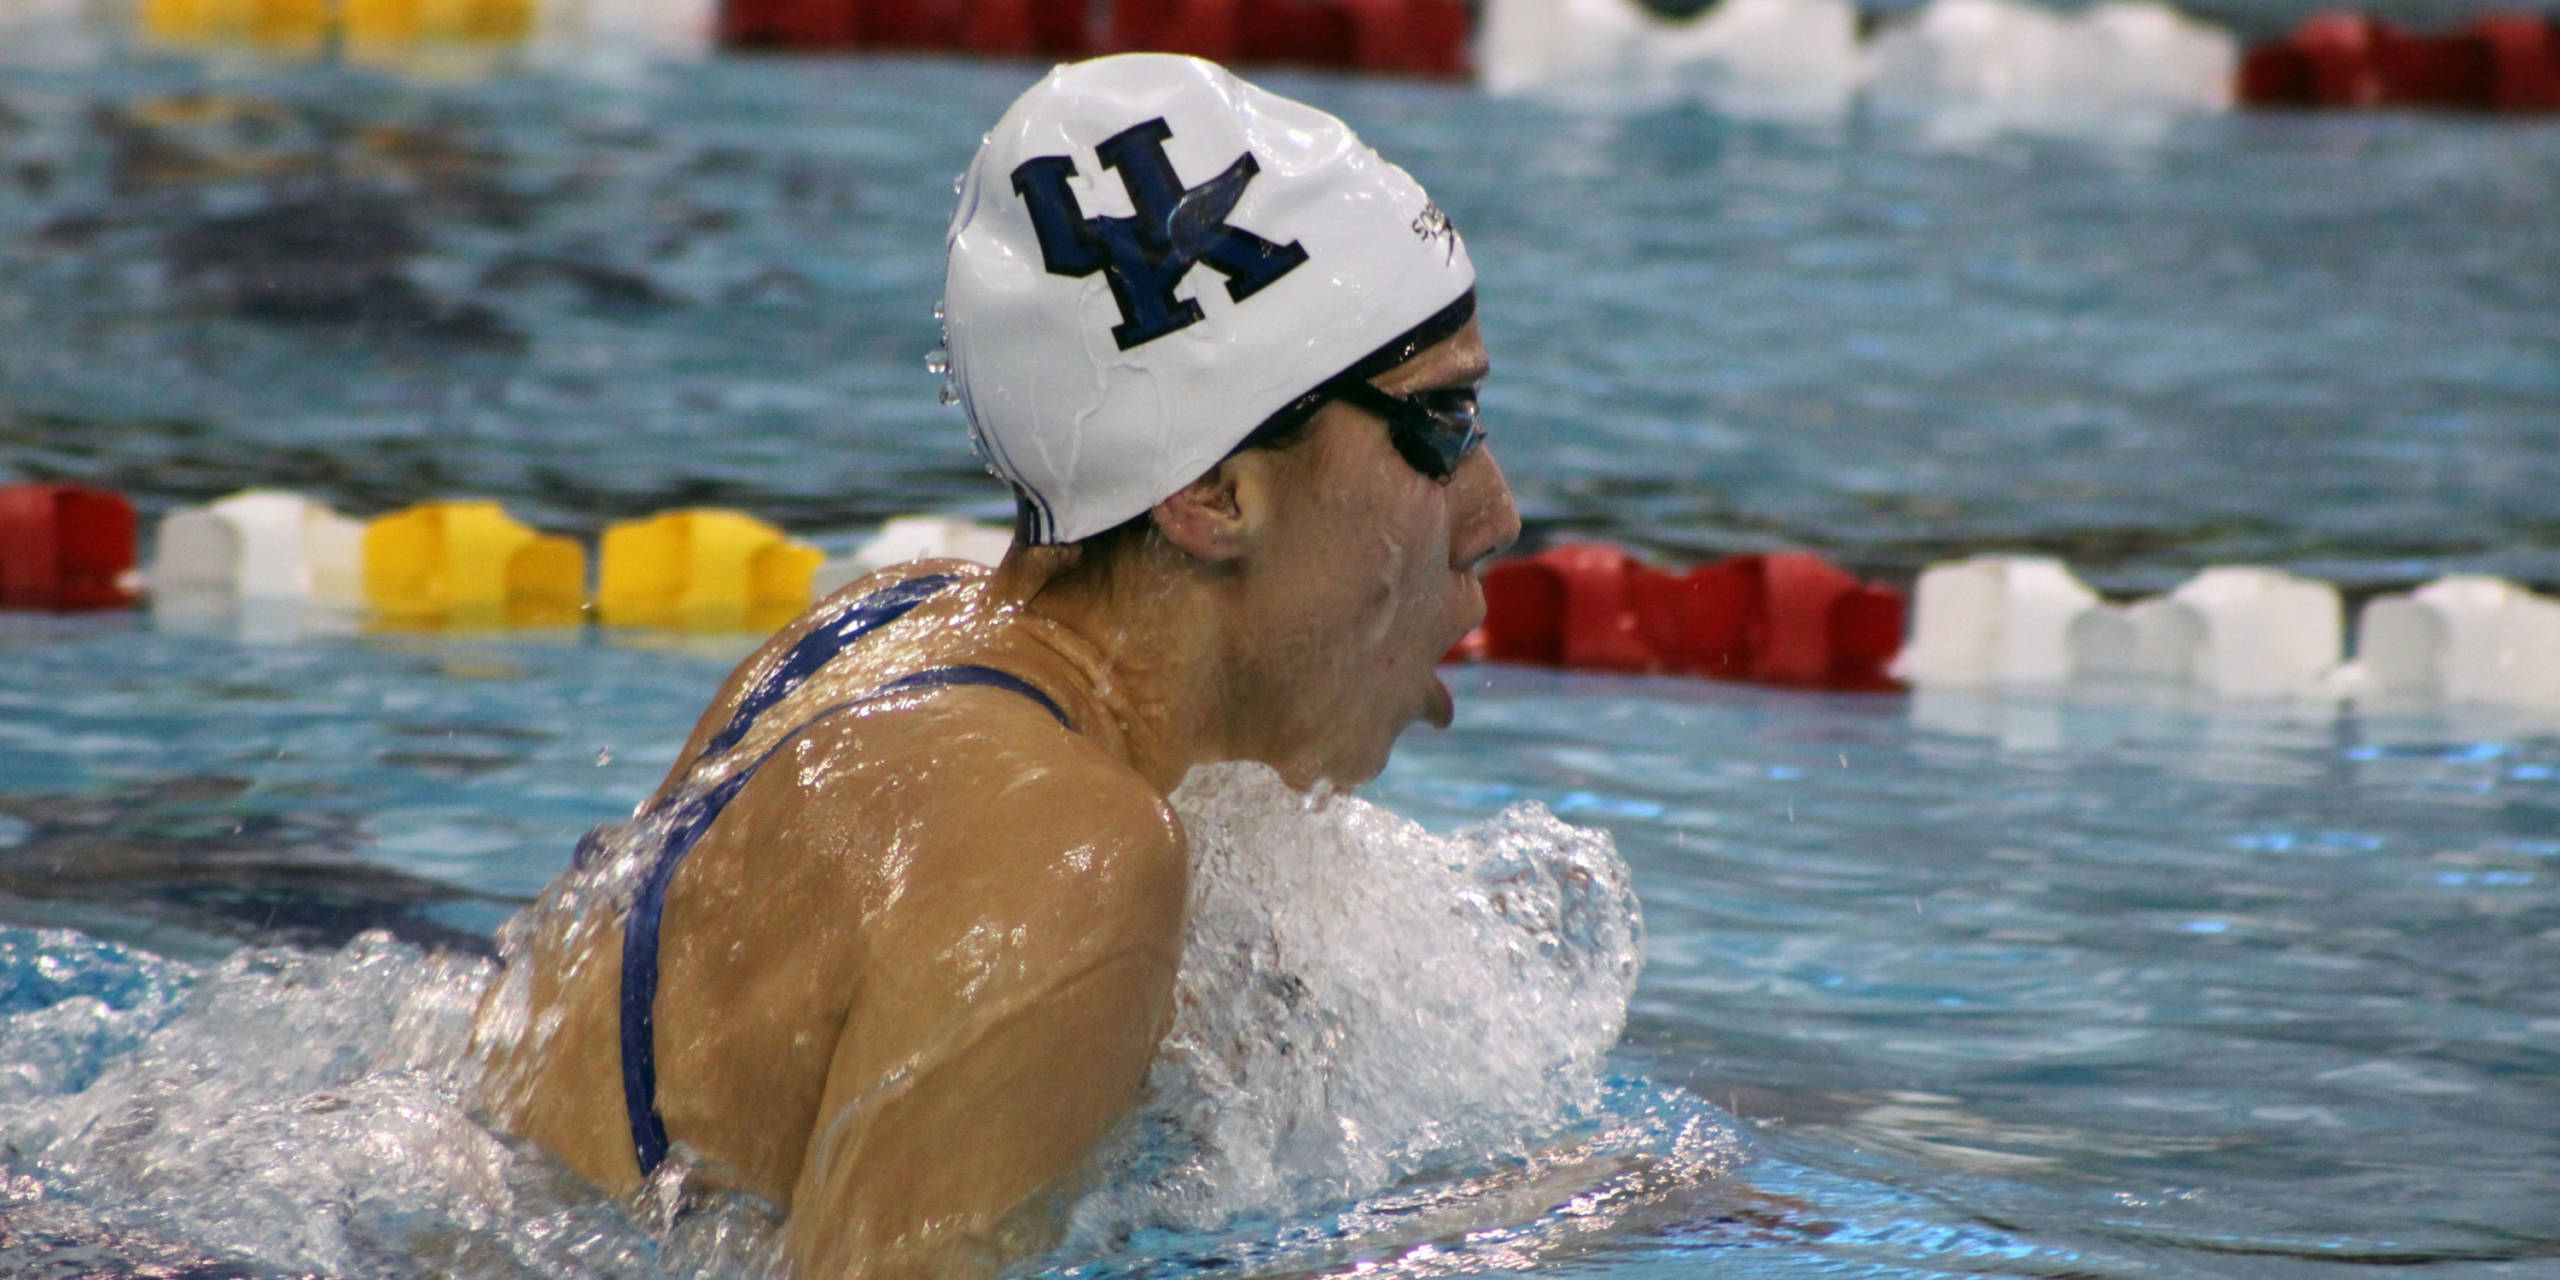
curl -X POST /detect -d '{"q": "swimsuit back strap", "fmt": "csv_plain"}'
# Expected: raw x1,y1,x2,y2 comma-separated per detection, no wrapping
698,572,961,760
867,662,1071,728
618,661,1071,1177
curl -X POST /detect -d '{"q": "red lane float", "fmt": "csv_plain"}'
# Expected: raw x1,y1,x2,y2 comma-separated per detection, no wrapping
2239,10,2560,110
1342,0,1468,77
1110,0,1239,59
722,0,1092,56
1086,0,1474,72
0,483,140,611
1463,544,1904,691
2476,14,2560,110
720,0,1468,75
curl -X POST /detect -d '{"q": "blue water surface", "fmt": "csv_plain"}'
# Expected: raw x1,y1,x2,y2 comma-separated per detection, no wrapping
2,55,2555,590
3,42,2559,1280
5,608,2558,1275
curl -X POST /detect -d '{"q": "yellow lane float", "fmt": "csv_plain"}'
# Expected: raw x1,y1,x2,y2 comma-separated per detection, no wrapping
141,0,533,58
596,508,822,633
364,499,585,628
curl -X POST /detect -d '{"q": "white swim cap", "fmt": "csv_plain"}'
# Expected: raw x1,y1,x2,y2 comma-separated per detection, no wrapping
943,54,1477,544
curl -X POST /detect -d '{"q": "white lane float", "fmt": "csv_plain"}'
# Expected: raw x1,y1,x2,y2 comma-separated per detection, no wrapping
2068,566,2342,698
1893,554,2099,687
811,515,1013,599
1478,0,2234,131
1901,555,2560,712
108,483,2560,710
2346,577,2560,711
0,0,115,68
151,492,592,632
151,490,368,607
1479,0,1863,118
102,0,713,64
1865,0,2237,134
535,0,717,56
148,490,368,640
138,491,1006,635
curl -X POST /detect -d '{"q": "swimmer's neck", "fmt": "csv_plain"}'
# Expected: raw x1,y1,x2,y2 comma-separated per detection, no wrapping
991,541,1312,798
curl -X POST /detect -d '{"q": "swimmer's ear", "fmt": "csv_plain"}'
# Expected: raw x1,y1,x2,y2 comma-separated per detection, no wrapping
1149,456,1261,564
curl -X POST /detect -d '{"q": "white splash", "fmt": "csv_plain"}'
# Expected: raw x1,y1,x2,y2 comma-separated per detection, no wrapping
0,932,770,1279
1,769,1696,1276
1066,763,1657,1243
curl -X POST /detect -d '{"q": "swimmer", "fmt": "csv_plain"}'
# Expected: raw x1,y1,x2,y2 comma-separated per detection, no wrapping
474,54,1518,1279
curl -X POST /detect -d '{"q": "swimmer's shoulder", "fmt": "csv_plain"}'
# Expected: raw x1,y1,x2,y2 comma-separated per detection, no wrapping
662,559,998,785
809,557,992,616
794,681,1185,913
779,715,1183,1280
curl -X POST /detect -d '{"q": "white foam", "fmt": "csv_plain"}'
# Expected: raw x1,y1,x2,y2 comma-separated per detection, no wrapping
1067,762,1660,1241
7,937,549,1276
4,772,1682,1273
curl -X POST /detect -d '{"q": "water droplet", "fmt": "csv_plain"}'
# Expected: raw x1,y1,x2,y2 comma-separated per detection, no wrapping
924,347,949,376
953,173,964,193
939,384,962,407
932,300,945,322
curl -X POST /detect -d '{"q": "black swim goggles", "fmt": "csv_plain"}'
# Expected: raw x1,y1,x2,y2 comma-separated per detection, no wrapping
1233,290,1486,483
1323,379,1484,482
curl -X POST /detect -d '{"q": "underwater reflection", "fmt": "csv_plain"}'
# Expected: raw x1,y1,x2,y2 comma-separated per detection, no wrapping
0,774,518,956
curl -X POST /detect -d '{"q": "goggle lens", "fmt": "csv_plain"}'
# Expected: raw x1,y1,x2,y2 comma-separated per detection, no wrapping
1327,381,1485,483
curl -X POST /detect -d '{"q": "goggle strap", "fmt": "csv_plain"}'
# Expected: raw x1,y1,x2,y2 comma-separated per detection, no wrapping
1233,290,1480,453
1331,290,1479,386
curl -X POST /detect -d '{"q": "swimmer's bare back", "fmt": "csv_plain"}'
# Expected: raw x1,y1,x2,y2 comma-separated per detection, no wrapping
476,562,1187,1278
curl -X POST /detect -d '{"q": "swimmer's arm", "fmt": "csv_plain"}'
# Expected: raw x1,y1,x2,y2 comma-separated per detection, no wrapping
784,772,1186,1280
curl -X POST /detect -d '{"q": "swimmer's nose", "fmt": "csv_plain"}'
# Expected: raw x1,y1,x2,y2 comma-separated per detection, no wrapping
1452,446,1520,574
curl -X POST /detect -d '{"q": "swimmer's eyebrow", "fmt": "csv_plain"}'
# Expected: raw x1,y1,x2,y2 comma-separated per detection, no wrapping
1405,354,1490,394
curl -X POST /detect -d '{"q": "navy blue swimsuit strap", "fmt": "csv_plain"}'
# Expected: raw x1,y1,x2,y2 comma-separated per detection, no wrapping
698,572,960,760
617,652,1070,1178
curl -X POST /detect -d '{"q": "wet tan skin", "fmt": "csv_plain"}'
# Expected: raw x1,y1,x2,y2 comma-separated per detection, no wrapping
473,320,1521,1279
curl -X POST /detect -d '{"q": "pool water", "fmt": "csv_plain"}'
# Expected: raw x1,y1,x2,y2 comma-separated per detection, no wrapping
4,40,2560,1280
5,54,2556,591
6,612,2558,1275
